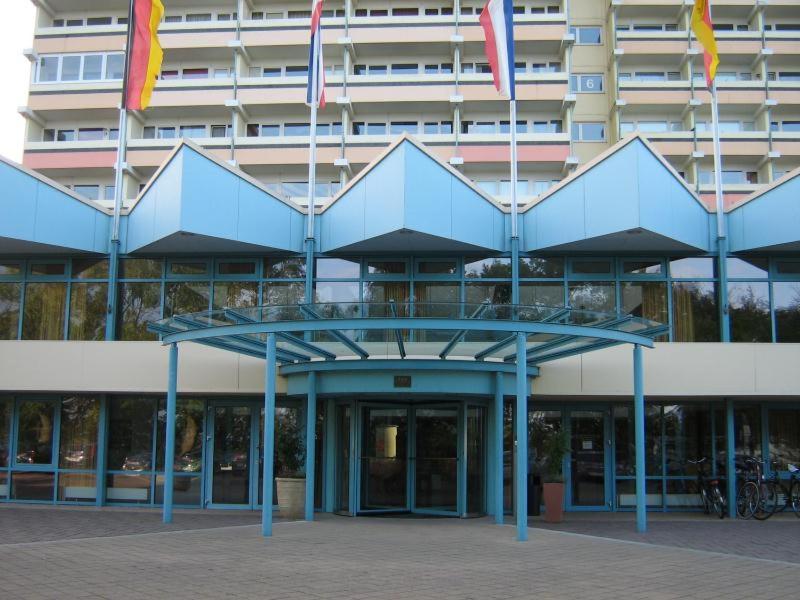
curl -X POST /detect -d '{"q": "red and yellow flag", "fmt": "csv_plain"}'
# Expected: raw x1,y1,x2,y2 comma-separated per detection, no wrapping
691,0,719,89
125,0,164,111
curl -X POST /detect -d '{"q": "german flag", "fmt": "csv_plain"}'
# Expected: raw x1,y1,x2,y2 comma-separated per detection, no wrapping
691,0,719,89
124,0,164,111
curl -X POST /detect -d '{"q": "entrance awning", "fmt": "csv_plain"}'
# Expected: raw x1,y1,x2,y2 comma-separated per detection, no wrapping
149,302,667,367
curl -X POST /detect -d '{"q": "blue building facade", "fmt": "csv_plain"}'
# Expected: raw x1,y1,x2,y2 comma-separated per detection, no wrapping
0,135,799,532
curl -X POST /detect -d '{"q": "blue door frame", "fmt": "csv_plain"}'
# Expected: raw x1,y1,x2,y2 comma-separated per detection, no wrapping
563,407,613,512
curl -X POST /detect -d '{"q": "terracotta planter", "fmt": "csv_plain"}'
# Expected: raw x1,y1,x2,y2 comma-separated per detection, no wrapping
542,482,565,523
275,477,306,520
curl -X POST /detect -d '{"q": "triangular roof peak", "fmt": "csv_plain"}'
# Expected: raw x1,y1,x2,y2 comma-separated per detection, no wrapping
520,133,710,214
125,139,302,215
0,153,112,214
727,164,800,213
319,134,507,214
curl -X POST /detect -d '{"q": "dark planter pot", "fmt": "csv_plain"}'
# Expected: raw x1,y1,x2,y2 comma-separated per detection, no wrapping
542,482,565,523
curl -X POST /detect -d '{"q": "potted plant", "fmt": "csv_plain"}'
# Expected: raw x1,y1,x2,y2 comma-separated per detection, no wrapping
541,430,569,523
274,410,306,519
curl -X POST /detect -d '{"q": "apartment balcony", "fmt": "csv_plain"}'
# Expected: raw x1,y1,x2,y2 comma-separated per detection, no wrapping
616,30,764,58
641,131,771,161
770,132,800,157
766,31,800,57
618,80,768,109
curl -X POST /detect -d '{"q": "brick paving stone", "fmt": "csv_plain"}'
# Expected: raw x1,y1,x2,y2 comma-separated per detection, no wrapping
0,507,798,599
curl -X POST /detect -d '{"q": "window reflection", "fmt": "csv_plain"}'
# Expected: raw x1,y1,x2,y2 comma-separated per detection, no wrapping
165,281,210,316
213,281,258,309
728,282,771,342
59,396,99,470
663,404,711,476
22,282,67,340
16,400,55,465
157,399,204,473
774,282,800,342
117,282,161,340
69,282,108,340
107,397,155,471
0,398,11,467
0,282,20,339
671,282,718,342
768,409,800,470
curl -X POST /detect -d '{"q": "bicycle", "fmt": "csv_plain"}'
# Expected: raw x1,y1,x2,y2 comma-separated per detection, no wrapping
688,458,725,518
762,462,800,518
742,457,779,520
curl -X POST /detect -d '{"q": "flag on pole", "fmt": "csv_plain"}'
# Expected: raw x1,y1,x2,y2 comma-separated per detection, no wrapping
479,0,515,99
691,0,719,89
307,0,326,108
125,0,164,110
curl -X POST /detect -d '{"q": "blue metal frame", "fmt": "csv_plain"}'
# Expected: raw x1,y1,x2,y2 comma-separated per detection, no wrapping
262,332,277,536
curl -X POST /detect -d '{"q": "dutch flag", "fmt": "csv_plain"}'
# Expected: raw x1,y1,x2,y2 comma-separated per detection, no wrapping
480,0,516,100
307,0,326,108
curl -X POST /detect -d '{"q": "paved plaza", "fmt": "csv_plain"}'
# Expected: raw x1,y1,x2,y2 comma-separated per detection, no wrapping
0,507,798,599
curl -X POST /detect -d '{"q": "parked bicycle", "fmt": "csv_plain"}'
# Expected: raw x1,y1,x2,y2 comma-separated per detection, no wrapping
762,462,800,518
738,457,779,520
688,458,725,519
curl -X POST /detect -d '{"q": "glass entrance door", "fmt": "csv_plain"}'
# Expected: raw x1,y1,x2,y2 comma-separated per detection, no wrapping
360,407,409,512
413,407,459,514
209,405,254,507
569,410,609,508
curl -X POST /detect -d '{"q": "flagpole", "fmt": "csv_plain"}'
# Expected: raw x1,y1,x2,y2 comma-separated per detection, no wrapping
710,78,729,341
509,98,520,307
106,0,136,341
304,38,319,305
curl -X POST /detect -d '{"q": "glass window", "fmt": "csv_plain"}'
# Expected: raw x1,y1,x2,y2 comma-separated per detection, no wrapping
728,282,771,342
0,398,10,467
12,472,55,501
417,260,457,275
623,260,662,275
169,261,208,276
265,258,306,279
367,261,406,275
179,125,207,138
669,257,715,278
391,64,419,75
570,74,604,92
82,55,103,80
519,258,563,279
663,404,711,476
465,282,511,305
31,262,66,276
69,282,108,340
390,122,418,135
73,259,108,279
61,55,81,81
264,282,304,305
0,262,22,276
16,400,55,465
572,26,602,44
464,258,512,278
775,259,800,276
615,405,662,476
157,399,204,472
74,185,100,200
568,282,616,314
572,260,612,276
38,56,60,82
622,282,668,326
520,282,564,307
572,122,606,141
315,281,359,304
120,258,162,279
117,282,161,341
768,409,800,471
671,282,719,342
774,282,800,342
59,396,99,469
107,397,155,471
285,123,310,136
22,282,67,340
0,283,21,339
734,406,761,460
315,258,359,279
165,282,210,316
213,282,258,309
104,54,123,78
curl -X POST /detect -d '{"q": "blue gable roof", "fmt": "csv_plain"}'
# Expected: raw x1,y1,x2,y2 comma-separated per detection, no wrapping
728,168,800,253
0,155,110,254
521,136,712,253
319,137,507,254
124,142,305,254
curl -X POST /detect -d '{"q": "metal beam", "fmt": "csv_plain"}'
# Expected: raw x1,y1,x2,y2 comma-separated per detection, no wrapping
389,300,406,359
263,333,277,537
305,371,317,521
503,315,634,362
439,300,490,359
163,343,178,524
299,304,369,359
527,325,669,365
515,332,528,542
726,399,736,518
475,308,572,360
633,343,646,533
494,371,504,525
224,309,336,360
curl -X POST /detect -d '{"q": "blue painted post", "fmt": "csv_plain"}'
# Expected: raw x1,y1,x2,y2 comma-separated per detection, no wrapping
718,237,730,343
633,344,646,533
262,333,277,537
95,396,108,506
305,371,317,521
511,236,520,306
515,332,528,541
163,343,178,524
324,398,335,512
726,398,736,518
105,242,119,341
494,371,504,525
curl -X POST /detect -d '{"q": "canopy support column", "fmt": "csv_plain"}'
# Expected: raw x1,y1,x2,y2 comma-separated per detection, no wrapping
633,343,646,533
493,371,504,524
163,342,178,524
726,398,736,518
305,371,317,521
515,332,528,541
262,333,277,537
324,398,335,512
